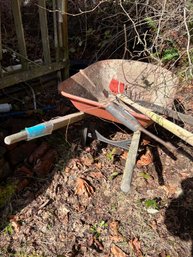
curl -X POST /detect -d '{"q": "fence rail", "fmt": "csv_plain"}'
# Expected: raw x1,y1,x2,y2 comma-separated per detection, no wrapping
0,0,69,89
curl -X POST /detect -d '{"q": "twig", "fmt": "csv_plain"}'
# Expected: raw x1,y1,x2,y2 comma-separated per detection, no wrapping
153,0,167,50
184,6,193,77
119,0,142,45
122,24,128,59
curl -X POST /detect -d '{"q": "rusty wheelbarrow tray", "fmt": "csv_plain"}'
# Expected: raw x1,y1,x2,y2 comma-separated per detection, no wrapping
58,59,178,127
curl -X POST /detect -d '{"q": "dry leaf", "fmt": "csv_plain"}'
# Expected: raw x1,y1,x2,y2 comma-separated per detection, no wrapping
15,165,32,177
33,149,57,177
80,155,94,166
109,221,119,235
89,171,104,179
120,151,128,160
180,172,190,179
111,244,127,257
161,184,178,197
137,148,153,167
111,234,125,243
149,220,158,231
141,139,150,146
129,238,143,257
95,162,102,169
64,166,71,174
75,177,94,197
28,142,50,164
9,216,21,233
89,236,104,251
109,221,125,242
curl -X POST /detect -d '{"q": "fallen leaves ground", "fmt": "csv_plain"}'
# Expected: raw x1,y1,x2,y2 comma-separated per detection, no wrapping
0,85,192,257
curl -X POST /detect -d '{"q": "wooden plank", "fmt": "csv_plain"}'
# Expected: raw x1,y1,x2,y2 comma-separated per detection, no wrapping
0,61,67,89
38,0,51,64
62,0,69,78
11,0,28,69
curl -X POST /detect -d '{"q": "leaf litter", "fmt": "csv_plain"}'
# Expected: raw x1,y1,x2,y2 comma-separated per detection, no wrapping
0,86,193,257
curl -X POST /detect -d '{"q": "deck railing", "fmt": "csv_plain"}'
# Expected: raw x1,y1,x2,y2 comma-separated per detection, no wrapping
0,0,69,89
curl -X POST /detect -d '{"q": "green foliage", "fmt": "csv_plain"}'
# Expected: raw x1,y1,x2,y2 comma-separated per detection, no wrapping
98,29,112,48
0,181,16,208
144,17,157,30
139,172,151,180
4,223,13,235
109,170,120,180
161,48,179,62
86,27,96,36
106,148,117,161
144,199,159,210
90,220,108,238
98,220,108,228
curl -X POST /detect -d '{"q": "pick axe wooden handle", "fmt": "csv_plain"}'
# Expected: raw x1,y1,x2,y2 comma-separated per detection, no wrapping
117,94,193,147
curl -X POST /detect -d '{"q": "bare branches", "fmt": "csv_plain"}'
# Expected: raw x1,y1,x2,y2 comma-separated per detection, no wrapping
36,0,107,17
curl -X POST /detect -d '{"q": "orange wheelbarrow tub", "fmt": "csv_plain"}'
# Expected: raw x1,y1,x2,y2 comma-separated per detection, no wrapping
58,59,178,128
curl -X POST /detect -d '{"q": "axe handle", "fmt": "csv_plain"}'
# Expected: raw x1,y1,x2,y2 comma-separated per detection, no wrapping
118,94,193,147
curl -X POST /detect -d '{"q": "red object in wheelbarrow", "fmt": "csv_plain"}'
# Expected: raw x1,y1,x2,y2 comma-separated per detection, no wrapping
58,59,178,127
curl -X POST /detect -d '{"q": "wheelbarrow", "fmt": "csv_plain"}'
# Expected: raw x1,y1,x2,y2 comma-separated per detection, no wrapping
57,59,183,192
5,60,193,192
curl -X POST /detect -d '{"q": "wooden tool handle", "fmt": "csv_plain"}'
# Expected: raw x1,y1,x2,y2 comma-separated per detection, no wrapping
121,130,141,193
118,94,193,147
4,112,85,145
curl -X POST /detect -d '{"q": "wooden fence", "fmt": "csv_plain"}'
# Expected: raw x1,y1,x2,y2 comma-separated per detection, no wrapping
0,0,69,89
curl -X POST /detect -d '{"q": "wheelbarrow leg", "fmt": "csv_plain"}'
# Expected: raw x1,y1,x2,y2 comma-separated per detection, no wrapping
121,130,141,193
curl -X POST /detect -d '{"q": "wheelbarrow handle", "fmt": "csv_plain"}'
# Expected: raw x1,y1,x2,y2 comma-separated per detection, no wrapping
4,112,85,145
121,130,141,193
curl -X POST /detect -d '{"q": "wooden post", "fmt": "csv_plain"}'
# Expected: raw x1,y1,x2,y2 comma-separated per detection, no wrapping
57,0,64,51
53,0,59,62
57,0,69,79
38,0,51,64
11,0,28,70
62,0,69,79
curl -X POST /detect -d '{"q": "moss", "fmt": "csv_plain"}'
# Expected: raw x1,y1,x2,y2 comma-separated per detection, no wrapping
0,181,16,208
